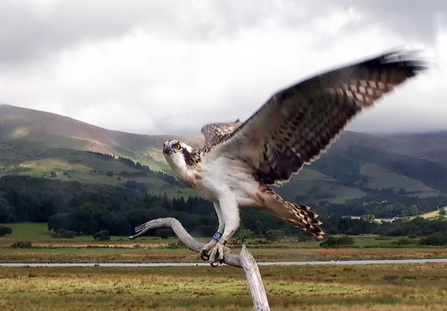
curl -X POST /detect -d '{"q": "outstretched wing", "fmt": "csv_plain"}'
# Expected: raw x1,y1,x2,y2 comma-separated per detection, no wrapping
200,121,242,152
203,51,426,185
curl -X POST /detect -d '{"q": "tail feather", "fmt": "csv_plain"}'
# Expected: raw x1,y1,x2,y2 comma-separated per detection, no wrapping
286,203,325,240
257,184,325,240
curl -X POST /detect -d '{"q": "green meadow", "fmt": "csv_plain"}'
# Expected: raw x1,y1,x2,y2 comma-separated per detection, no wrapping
2,223,447,263
0,263,446,311
1,223,447,311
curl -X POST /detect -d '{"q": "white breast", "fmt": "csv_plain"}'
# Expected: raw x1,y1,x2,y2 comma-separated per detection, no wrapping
198,153,260,205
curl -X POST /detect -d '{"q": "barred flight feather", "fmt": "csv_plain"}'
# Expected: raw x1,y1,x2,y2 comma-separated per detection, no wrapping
200,50,427,185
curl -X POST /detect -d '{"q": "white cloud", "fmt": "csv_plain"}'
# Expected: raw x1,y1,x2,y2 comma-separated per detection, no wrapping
0,1,446,135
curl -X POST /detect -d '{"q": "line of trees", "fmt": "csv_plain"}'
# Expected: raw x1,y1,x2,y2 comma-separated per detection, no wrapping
0,175,446,243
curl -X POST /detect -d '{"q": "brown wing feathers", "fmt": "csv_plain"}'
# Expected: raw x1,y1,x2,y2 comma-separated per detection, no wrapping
200,51,426,186
251,51,425,185
200,121,241,152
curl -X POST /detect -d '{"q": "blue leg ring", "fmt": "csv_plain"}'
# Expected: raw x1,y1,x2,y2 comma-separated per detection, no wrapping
212,232,223,242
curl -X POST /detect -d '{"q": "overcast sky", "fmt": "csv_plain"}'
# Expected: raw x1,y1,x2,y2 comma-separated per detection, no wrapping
0,0,446,135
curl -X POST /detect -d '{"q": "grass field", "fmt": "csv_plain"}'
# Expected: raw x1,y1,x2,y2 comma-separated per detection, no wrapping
0,263,446,310
0,223,419,246
2,223,447,263
3,223,52,239
413,206,447,220
2,246,447,263
2,223,447,310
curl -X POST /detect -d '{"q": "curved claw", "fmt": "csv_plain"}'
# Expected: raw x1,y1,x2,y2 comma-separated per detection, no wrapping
200,253,210,261
209,242,231,264
210,261,220,267
200,239,217,262
200,239,231,265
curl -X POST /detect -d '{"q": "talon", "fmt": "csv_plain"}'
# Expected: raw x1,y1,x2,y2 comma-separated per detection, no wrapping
209,244,219,262
200,239,217,262
218,248,224,262
201,239,232,264
210,261,219,267
200,253,210,261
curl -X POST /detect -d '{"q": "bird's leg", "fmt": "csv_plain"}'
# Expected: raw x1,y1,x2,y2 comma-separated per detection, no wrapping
200,202,225,261
207,197,239,264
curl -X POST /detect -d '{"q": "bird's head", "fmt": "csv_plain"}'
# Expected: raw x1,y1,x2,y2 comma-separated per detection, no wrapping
163,140,196,177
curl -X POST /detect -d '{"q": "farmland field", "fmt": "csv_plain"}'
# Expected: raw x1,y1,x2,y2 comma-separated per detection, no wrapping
0,263,446,311
413,206,447,220
2,223,447,263
2,223,447,311
2,244,447,263
2,223,53,239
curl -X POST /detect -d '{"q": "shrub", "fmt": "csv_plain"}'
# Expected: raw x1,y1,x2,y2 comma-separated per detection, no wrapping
395,238,413,245
11,241,32,248
51,228,76,239
93,230,111,241
265,230,285,241
297,231,314,242
236,229,256,243
386,228,404,236
0,226,13,236
419,233,447,246
320,236,355,248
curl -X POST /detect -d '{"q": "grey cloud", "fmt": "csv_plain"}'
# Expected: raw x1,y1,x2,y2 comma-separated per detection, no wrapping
1,0,443,67
0,1,274,66
0,0,445,135
351,0,446,43
0,1,210,66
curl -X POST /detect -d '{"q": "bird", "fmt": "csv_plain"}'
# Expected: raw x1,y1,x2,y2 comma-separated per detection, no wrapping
162,50,426,264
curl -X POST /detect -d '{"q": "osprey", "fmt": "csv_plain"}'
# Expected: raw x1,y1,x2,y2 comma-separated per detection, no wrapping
163,51,426,264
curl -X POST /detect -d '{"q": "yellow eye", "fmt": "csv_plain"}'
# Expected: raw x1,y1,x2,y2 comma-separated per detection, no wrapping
173,144,181,150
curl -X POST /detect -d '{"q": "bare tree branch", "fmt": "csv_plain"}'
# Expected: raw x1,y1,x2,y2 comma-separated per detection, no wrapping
129,217,242,267
240,245,271,311
129,217,271,311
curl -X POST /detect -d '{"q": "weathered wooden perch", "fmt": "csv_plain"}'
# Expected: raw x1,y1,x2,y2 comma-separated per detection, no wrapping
129,217,271,311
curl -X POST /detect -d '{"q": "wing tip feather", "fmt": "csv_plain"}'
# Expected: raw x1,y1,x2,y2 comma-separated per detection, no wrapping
368,49,429,77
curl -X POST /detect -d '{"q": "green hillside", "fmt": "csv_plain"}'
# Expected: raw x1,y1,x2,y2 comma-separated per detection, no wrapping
0,141,196,198
0,104,446,204
0,104,203,171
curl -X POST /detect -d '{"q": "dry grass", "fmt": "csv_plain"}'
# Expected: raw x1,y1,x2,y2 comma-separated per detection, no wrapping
250,248,447,261
0,263,446,310
1,246,447,263
2,237,447,263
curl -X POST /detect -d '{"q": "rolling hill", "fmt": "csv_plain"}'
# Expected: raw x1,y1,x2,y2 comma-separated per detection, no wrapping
1,104,446,203
0,104,203,172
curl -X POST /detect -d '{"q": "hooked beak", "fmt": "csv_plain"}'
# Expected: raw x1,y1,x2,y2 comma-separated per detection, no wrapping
163,147,173,155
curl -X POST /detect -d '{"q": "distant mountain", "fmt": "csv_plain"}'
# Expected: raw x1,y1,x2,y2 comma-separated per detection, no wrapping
0,104,202,172
377,132,447,168
1,104,446,203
